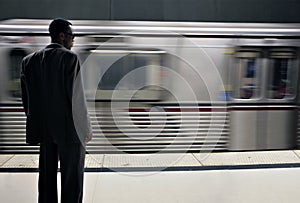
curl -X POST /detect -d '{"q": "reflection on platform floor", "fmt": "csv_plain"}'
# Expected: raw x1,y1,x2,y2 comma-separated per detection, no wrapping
1,168,300,203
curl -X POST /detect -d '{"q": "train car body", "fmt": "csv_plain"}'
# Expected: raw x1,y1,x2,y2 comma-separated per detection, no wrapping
0,19,300,153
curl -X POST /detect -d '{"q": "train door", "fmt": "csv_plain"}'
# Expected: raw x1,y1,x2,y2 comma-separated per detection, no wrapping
229,47,298,151
265,48,298,149
229,48,263,150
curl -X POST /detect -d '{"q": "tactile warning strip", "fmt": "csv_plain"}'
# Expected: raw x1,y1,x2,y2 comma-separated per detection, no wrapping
1,150,300,169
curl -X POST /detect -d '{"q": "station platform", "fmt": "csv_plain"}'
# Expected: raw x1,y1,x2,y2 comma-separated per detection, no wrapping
1,150,300,203
1,150,300,172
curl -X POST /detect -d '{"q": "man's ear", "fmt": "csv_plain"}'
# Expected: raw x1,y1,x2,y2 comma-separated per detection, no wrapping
58,32,65,41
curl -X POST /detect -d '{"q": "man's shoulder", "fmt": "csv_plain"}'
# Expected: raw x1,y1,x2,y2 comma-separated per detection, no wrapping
62,49,78,59
23,45,78,64
23,52,35,61
22,51,40,64
47,44,76,55
48,45,78,62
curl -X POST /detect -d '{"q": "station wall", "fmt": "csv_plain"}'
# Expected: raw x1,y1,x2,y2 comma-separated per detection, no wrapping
0,0,300,22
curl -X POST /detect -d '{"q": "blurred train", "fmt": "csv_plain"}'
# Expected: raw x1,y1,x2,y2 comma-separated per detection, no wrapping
1,19,300,153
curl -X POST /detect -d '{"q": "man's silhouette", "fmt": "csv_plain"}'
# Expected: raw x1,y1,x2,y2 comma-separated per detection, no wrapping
21,18,92,203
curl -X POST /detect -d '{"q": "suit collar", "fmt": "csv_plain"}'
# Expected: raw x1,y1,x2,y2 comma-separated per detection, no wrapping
45,43,65,49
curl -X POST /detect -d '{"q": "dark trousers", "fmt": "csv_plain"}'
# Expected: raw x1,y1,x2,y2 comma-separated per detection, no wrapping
38,142,86,203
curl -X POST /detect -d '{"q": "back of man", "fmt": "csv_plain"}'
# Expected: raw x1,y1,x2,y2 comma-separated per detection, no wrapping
21,19,92,203
22,44,81,144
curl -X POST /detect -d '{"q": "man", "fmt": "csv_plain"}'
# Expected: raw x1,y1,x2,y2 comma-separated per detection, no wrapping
20,18,92,203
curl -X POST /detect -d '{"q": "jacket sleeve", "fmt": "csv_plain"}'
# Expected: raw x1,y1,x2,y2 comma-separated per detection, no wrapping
67,54,92,145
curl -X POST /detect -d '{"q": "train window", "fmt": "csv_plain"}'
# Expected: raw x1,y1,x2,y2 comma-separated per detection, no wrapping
9,49,27,99
98,53,148,90
232,50,262,99
267,50,297,99
80,49,164,100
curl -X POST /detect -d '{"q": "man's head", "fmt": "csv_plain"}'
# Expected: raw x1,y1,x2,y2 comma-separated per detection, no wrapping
49,18,74,50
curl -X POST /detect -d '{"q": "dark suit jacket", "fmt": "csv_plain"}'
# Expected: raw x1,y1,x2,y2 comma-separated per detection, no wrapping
20,43,91,145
